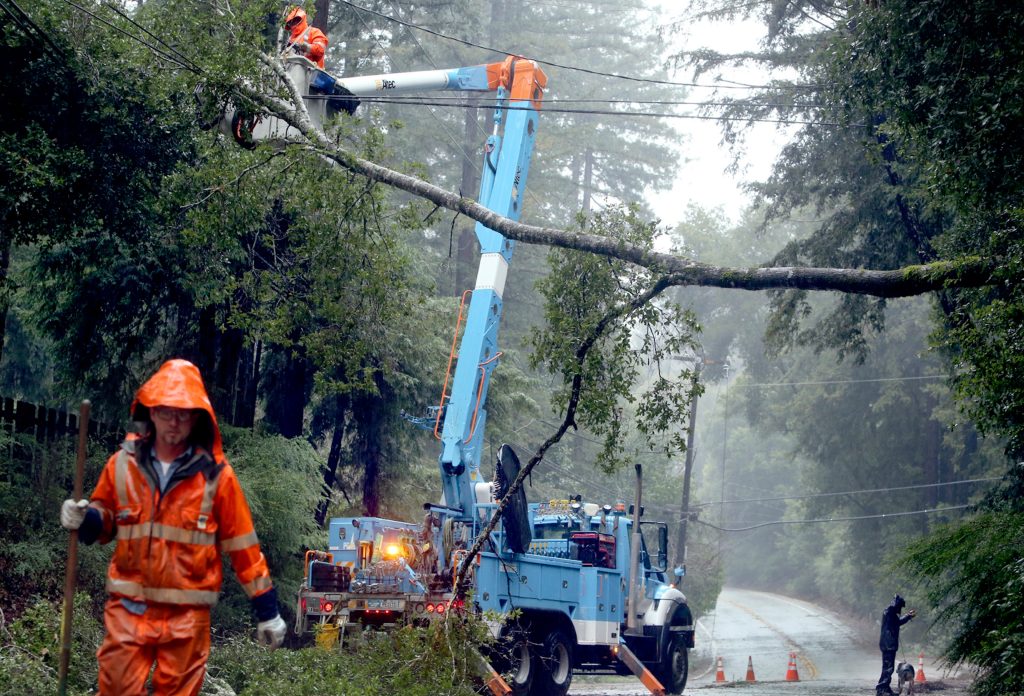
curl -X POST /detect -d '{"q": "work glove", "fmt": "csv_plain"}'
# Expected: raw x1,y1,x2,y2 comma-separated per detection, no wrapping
61,499,90,530
256,614,287,650
294,41,311,54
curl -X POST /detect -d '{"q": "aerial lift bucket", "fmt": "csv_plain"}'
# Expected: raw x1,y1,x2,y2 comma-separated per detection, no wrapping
220,56,328,147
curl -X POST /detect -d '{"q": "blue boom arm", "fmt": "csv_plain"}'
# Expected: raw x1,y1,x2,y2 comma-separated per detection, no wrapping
436,58,547,521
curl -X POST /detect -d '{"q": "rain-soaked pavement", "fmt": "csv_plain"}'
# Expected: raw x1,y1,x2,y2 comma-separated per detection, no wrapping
570,587,972,696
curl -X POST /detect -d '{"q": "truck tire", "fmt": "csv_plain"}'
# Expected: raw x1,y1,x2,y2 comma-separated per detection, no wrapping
535,629,573,696
654,634,688,695
494,624,535,696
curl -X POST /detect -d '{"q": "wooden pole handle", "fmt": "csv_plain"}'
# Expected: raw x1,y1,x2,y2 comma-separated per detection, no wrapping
58,400,90,696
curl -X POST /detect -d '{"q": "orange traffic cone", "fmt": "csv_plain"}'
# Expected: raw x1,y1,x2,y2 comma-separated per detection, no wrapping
745,655,756,682
785,652,800,681
916,652,927,683
714,656,726,682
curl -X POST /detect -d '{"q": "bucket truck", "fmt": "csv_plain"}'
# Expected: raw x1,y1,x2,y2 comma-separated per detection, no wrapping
228,54,696,696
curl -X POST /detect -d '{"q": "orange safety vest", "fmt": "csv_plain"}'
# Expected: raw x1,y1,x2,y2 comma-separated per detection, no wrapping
88,360,273,607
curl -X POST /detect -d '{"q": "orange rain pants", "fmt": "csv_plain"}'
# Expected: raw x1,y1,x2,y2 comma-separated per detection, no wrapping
97,599,211,696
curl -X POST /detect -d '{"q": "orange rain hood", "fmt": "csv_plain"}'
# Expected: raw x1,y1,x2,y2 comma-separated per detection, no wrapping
131,359,224,462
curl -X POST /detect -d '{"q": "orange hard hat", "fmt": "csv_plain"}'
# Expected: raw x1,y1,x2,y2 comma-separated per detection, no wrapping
285,6,307,27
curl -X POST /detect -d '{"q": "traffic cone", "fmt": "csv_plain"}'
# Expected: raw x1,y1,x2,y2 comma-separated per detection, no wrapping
785,652,800,681
714,656,726,682
916,652,927,683
745,655,756,682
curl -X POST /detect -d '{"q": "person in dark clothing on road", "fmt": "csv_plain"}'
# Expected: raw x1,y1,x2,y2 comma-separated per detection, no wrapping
877,594,916,695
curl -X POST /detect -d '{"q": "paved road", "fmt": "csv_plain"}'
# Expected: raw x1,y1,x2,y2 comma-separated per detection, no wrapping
570,587,969,696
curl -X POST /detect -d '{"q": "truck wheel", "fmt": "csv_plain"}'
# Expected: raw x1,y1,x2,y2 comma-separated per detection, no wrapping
654,634,688,695
494,626,534,696
535,629,573,696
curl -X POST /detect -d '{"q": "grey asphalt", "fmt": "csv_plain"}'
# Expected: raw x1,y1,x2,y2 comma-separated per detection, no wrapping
570,588,969,696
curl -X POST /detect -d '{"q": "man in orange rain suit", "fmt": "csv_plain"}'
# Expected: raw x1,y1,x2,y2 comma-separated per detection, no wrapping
284,6,328,69
60,359,287,695
283,6,361,116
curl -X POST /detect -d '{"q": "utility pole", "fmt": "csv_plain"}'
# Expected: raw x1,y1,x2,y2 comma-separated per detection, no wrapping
674,362,700,573
581,147,594,214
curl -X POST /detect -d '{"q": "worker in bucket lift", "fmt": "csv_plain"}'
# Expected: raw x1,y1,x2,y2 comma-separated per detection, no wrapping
60,359,286,695
284,6,328,69
283,6,360,116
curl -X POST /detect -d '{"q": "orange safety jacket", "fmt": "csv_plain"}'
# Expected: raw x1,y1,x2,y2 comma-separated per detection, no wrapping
85,360,274,608
286,7,327,69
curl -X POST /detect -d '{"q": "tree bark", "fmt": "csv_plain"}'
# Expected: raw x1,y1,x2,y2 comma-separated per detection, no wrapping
312,0,329,31
354,390,384,517
675,365,699,571
0,235,11,367
262,340,309,438
316,401,351,527
582,147,594,214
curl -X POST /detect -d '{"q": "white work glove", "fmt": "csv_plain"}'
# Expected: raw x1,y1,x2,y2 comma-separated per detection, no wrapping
294,41,311,53
256,614,287,649
61,499,90,530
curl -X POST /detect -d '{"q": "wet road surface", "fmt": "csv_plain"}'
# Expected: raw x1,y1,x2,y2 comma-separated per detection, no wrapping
570,587,969,695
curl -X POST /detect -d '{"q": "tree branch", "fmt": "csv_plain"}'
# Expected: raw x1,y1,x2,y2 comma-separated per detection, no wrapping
453,276,677,597
239,60,1000,299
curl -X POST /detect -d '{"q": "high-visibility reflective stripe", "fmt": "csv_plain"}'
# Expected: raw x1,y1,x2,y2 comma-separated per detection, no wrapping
106,578,219,606
241,575,273,598
220,531,259,553
197,466,219,531
116,522,216,546
114,450,129,507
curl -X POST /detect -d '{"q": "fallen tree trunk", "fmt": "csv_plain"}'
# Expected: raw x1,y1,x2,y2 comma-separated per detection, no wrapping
238,59,999,299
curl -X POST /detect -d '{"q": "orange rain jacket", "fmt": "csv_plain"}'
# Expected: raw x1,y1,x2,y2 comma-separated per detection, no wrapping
83,359,275,610
285,7,328,69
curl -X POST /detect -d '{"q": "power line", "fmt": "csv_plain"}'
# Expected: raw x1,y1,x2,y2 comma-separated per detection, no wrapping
692,504,971,532
336,0,819,92
308,94,849,127
731,374,949,388
1,0,71,58
349,1,483,191
689,476,1002,508
57,0,201,74
99,0,201,73
339,94,824,109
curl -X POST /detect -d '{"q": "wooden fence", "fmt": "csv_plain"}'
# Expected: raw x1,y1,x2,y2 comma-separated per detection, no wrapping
0,397,120,447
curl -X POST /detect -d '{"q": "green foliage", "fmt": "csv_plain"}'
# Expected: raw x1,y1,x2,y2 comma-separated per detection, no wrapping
213,426,325,633
1,0,200,410
901,509,1024,696
206,617,487,696
0,430,112,614
530,206,700,472
0,593,104,696
665,203,1006,619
